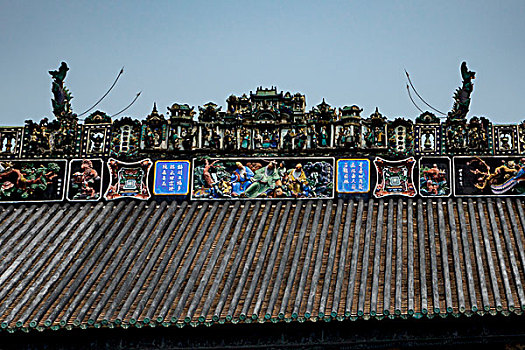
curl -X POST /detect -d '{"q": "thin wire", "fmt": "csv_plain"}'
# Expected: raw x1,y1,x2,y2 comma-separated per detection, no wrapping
406,84,424,114
404,70,446,116
110,92,141,118
78,67,124,117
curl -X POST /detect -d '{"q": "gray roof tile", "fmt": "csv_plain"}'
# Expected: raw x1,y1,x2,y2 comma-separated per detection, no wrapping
1,198,525,332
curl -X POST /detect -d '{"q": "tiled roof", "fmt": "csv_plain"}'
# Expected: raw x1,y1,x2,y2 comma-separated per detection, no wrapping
1,197,525,333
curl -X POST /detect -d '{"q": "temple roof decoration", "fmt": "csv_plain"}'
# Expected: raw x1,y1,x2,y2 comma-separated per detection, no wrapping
310,99,337,122
84,110,112,124
415,111,440,124
167,103,195,120
467,116,491,153
141,104,168,151
340,105,363,116
448,61,476,121
198,102,222,123
388,118,414,156
80,111,112,157
110,117,141,160
49,62,74,120
4,62,525,348
226,94,251,120
252,86,279,97
145,103,166,123
4,61,525,159
368,107,387,123
222,88,306,124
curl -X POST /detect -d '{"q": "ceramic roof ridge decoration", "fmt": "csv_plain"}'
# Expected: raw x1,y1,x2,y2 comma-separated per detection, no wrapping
5,61,524,161
373,157,416,198
104,158,152,201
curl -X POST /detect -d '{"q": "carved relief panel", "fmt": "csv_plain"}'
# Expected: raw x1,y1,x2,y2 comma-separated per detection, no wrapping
109,117,141,160
414,125,442,155
0,127,23,158
493,125,519,155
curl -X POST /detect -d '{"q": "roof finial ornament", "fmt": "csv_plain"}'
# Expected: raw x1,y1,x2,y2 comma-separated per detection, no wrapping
448,61,476,121
49,62,73,119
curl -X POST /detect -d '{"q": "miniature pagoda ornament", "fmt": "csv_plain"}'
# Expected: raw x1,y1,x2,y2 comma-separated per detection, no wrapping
448,61,476,121
140,103,168,151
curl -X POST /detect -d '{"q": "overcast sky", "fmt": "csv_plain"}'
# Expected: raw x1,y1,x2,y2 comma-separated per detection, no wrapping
1,1,524,125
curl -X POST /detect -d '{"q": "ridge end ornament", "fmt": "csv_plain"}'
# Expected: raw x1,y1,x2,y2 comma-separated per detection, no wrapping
448,61,476,121
23,62,80,158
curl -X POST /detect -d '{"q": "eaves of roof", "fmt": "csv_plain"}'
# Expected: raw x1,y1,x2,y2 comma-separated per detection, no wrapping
0,197,524,333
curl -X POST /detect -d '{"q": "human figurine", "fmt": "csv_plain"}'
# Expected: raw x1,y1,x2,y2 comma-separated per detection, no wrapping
320,126,329,147
202,127,211,148
153,129,162,147
211,130,221,149
4,138,12,153
254,131,263,149
309,126,318,149
346,129,357,148
336,129,345,147
189,128,197,150
243,161,281,198
364,127,374,148
170,130,180,150
203,159,220,188
283,130,293,151
181,129,193,151
375,126,385,146
296,128,307,150
271,130,279,148
240,128,251,150
223,129,234,151
145,128,154,148
230,162,254,196
262,130,271,148
286,163,308,197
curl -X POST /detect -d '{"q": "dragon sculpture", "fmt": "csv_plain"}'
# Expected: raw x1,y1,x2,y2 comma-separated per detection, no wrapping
448,61,476,121
49,62,74,118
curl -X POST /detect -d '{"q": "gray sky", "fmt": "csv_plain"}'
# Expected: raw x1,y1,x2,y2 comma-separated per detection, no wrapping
1,0,524,125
